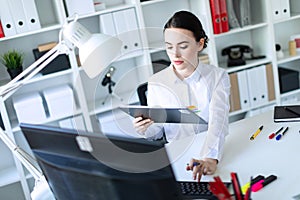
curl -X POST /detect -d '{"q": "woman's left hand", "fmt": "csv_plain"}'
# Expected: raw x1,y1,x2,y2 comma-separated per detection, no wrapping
187,158,218,182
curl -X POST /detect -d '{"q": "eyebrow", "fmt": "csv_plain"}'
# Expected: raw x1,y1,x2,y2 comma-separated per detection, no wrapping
165,41,189,45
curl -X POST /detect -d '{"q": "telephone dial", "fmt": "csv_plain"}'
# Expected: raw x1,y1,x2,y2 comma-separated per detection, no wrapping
221,45,252,67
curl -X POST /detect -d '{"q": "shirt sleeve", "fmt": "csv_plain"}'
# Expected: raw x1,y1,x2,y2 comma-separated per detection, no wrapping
199,70,231,162
142,81,165,140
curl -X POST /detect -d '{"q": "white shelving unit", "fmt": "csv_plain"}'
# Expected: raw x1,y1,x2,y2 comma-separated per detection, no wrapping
0,0,300,198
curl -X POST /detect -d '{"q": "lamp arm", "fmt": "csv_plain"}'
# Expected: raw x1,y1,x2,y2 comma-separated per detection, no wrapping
0,41,71,100
0,127,42,180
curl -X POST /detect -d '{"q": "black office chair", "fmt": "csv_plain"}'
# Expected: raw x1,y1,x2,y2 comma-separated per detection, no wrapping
136,82,167,143
137,82,148,106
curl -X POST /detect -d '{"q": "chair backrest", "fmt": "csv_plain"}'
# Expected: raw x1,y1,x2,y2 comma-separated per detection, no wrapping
137,82,148,106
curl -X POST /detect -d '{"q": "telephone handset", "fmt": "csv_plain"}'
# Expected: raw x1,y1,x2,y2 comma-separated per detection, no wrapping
221,45,252,67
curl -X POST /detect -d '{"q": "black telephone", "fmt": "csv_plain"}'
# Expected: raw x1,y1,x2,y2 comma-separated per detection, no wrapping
221,45,252,67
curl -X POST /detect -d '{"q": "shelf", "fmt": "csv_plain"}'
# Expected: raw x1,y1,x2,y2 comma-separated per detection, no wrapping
0,24,62,42
214,22,268,38
221,58,272,73
11,109,82,132
273,13,300,24
141,0,168,6
89,91,139,115
280,89,300,98
25,69,73,85
277,50,300,64
68,4,136,21
0,167,20,187
229,100,277,117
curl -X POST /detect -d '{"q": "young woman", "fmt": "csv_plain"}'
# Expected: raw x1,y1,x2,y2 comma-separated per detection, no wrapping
133,11,230,182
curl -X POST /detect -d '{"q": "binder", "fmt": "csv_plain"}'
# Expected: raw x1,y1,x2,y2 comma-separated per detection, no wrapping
21,0,41,31
0,21,4,38
280,0,290,19
99,13,117,36
271,0,282,21
246,66,268,107
265,64,275,101
219,0,229,33
274,105,300,122
233,0,251,27
229,72,241,112
209,0,222,34
64,0,95,17
7,0,29,34
226,0,240,29
237,70,250,109
271,0,290,21
256,65,268,105
0,0,17,36
112,8,142,55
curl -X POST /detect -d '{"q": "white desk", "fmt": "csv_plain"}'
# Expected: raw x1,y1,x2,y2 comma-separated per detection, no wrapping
166,111,300,200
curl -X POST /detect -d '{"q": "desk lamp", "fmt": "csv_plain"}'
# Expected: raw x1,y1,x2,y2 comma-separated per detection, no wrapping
0,14,122,199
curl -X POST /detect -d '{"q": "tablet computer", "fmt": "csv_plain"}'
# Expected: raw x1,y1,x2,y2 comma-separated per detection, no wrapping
118,105,207,124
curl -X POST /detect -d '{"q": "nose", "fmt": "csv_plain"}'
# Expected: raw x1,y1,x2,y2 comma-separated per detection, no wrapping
174,47,181,58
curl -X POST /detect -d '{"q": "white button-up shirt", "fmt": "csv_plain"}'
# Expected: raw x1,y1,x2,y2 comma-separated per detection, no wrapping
145,62,230,161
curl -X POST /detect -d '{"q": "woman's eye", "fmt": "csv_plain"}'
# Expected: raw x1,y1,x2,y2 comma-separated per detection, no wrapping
166,46,173,50
180,45,188,49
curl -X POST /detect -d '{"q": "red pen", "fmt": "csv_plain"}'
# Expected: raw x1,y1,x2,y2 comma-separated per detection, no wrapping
268,127,284,139
231,172,243,200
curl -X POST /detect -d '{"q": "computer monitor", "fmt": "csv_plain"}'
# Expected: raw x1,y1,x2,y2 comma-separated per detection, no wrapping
20,123,184,200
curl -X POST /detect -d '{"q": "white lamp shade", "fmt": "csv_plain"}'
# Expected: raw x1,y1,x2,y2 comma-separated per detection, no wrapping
63,20,122,79
79,34,122,79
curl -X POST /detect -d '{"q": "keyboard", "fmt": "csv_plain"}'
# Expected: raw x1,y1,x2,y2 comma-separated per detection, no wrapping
178,181,231,200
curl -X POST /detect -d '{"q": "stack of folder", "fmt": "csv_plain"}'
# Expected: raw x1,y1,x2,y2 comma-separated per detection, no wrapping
0,0,41,37
229,64,275,112
209,0,251,34
209,0,229,34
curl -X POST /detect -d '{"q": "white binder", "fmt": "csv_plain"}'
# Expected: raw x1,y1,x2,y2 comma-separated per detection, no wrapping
246,66,268,107
64,0,95,17
280,0,290,19
99,13,117,36
255,65,269,105
112,8,142,55
271,0,290,21
0,0,17,36
246,67,258,107
21,0,41,31
7,0,29,34
271,0,281,21
237,70,250,109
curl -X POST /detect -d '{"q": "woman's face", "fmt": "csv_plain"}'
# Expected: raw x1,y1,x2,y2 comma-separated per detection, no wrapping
164,28,203,71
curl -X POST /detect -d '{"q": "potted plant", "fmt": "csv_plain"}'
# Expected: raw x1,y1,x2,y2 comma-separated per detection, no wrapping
0,50,24,79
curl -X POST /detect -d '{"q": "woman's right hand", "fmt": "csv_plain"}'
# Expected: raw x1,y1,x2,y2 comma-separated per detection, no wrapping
133,117,154,135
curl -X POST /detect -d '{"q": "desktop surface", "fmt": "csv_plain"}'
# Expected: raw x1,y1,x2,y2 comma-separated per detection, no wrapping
169,110,300,199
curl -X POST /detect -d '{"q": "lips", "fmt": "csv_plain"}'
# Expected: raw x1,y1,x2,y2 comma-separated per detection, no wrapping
174,60,184,65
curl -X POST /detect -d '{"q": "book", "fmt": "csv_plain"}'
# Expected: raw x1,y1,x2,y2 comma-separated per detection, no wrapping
274,105,300,122
38,42,57,52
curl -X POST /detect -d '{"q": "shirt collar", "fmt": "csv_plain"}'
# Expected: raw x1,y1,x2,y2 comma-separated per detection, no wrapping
167,60,202,84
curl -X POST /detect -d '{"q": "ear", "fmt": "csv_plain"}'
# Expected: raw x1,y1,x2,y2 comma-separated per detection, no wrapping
197,38,205,51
